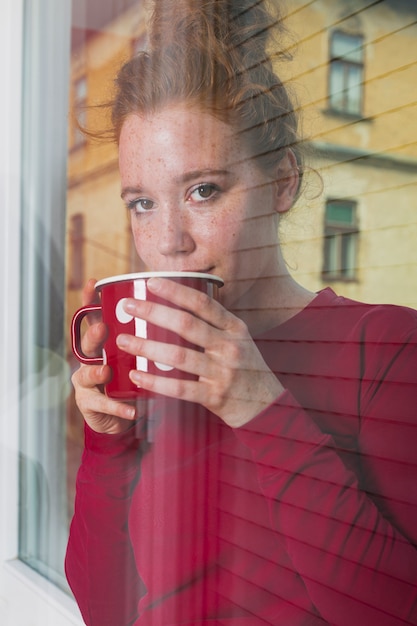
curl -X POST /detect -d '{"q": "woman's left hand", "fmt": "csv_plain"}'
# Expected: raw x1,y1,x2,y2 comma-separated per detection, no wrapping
116,277,284,428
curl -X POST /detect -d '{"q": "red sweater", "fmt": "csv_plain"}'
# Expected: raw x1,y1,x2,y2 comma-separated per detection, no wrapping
65,288,417,625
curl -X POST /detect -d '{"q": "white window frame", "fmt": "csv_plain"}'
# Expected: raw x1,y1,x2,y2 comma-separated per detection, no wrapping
0,0,82,623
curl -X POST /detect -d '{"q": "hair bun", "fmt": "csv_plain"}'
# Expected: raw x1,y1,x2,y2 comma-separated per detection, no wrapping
148,0,289,71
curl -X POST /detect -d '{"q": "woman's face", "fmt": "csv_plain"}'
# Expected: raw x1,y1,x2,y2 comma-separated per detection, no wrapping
119,103,292,310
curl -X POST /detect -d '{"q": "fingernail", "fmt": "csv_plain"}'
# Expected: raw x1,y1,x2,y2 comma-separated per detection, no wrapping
130,370,141,383
124,299,136,312
126,406,136,419
147,277,161,291
116,334,129,348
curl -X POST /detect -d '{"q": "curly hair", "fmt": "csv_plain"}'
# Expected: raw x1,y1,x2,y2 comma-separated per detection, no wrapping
108,0,303,188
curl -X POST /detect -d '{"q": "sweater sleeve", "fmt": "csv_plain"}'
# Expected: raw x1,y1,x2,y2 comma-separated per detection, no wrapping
65,421,145,626
235,325,417,626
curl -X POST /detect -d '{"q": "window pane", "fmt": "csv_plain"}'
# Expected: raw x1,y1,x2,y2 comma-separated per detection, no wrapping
329,61,363,115
331,31,363,62
341,232,357,277
329,61,345,108
323,202,358,280
329,31,363,115
18,0,145,595
326,202,355,226
324,233,340,274
19,0,71,590
346,65,363,114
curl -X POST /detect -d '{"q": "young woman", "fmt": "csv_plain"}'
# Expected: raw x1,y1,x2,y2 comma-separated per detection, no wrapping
65,1,417,624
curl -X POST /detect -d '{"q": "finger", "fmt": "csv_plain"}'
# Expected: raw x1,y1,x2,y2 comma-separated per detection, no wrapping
82,278,99,306
80,387,137,422
147,277,234,331
81,321,108,358
82,278,103,325
73,363,111,389
123,290,233,352
124,297,215,350
72,365,137,421
116,333,211,378
129,369,206,406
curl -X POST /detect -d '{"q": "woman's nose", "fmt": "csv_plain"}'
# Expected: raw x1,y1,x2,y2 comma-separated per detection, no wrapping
156,208,196,257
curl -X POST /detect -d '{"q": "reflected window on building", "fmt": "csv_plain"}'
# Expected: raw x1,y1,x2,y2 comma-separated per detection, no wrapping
328,31,364,116
322,199,358,281
68,213,84,289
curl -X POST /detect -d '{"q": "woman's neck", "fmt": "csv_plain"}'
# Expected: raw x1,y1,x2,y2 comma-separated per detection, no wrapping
231,273,316,337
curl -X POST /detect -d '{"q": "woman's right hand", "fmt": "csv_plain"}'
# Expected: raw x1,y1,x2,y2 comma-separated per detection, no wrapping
71,279,138,434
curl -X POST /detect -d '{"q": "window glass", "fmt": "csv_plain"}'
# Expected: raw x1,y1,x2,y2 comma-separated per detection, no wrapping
329,31,364,115
19,0,71,590
322,200,358,281
15,0,417,617
18,0,144,593
326,201,355,226
65,2,147,562
329,61,344,101
344,65,362,113
331,31,363,62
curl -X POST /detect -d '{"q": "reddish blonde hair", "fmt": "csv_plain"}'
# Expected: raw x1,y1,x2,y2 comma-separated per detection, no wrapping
111,0,303,185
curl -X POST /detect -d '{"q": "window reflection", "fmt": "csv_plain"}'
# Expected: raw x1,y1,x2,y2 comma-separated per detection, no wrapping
63,0,417,576
51,0,417,616
323,200,358,281
328,31,364,116
65,0,148,534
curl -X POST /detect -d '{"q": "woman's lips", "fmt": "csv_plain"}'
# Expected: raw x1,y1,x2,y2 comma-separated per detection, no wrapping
178,267,215,274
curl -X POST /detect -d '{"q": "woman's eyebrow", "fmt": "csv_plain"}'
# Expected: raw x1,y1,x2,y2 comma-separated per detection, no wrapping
121,186,144,200
175,169,232,184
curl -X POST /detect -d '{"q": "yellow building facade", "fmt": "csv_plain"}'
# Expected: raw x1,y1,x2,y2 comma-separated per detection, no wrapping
279,0,417,308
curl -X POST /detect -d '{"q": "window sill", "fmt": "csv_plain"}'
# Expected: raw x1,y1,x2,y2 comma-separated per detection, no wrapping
321,108,374,123
322,275,359,283
3,559,83,625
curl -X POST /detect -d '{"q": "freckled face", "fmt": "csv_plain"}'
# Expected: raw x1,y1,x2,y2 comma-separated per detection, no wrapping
118,104,281,311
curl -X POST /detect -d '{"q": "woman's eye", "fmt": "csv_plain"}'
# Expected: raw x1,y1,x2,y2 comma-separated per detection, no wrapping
189,183,219,202
128,198,155,213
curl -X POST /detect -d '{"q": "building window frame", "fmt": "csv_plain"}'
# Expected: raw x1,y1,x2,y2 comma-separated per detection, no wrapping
328,30,364,117
322,198,359,282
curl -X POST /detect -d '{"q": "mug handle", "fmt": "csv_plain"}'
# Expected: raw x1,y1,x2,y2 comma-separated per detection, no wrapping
71,304,103,365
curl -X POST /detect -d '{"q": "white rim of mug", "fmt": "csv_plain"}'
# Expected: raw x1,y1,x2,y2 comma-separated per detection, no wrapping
95,271,224,290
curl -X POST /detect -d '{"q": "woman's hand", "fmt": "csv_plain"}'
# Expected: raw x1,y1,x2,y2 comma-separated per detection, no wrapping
116,277,284,428
71,279,139,435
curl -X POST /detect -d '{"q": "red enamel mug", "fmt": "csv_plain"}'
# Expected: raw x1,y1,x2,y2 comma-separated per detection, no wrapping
71,271,224,399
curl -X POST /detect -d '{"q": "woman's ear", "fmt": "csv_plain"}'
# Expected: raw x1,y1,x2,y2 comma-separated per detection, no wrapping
274,149,300,214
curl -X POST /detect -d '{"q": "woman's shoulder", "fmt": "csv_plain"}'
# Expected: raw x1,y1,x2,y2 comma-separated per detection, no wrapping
320,288,417,343
266,287,417,347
